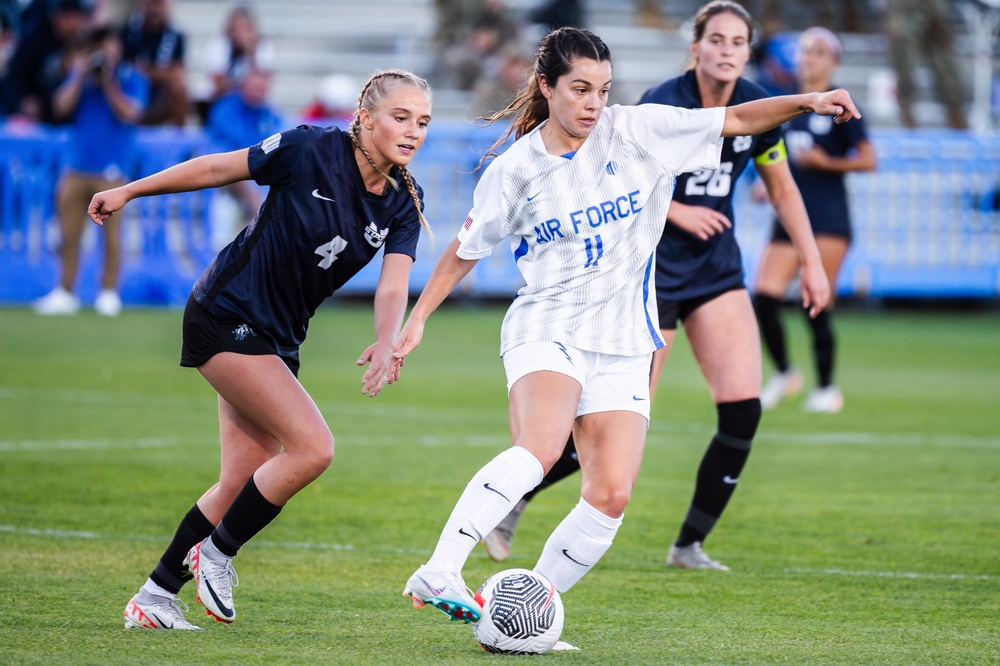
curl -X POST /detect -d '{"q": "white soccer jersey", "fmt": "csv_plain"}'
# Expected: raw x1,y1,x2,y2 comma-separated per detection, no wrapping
458,104,726,357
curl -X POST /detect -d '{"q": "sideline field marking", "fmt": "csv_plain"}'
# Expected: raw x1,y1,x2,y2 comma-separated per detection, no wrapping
0,437,187,452
2,524,995,582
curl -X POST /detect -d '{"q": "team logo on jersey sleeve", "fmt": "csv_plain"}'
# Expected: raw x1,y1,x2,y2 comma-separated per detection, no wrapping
364,222,390,248
732,136,752,153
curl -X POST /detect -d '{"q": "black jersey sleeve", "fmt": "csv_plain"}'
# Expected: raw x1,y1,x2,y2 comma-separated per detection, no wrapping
248,125,318,188
384,180,423,260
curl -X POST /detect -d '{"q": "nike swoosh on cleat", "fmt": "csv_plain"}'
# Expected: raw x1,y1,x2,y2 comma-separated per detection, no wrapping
561,548,589,567
150,612,170,629
483,483,510,502
723,475,739,484
205,581,234,619
458,527,478,541
311,189,335,202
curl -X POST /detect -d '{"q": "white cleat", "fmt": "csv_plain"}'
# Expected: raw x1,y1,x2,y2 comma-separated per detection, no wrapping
33,287,80,316
185,539,238,624
403,565,481,623
803,386,844,413
667,541,730,571
124,591,203,630
760,369,803,409
94,289,123,317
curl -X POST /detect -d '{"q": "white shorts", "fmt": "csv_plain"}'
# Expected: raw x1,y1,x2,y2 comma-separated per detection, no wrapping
502,341,652,420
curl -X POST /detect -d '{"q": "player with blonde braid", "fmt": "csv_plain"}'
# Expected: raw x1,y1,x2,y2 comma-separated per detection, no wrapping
89,69,433,630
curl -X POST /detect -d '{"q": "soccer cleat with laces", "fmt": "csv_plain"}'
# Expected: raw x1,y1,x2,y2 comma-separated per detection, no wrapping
124,591,203,630
760,369,803,409
803,385,844,413
667,541,730,571
185,539,239,623
403,565,482,623
482,498,528,562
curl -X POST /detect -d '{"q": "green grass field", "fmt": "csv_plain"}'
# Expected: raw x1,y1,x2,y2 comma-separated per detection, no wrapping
1,302,998,665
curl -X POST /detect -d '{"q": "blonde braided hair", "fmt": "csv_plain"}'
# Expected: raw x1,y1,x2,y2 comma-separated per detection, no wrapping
348,69,432,234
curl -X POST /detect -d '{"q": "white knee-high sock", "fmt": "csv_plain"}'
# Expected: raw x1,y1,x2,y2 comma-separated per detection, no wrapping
425,446,544,571
533,498,622,593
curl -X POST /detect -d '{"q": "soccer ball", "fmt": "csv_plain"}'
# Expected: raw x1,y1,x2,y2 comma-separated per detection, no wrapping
472,568,564,654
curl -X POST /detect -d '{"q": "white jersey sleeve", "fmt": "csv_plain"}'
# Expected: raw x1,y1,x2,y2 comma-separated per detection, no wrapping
456,157,509,260
615,104,726,175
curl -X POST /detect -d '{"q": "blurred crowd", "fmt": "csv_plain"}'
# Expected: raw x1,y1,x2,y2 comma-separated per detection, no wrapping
0,0,985,132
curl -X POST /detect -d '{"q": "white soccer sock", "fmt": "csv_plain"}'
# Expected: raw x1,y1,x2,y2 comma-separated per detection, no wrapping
533,498,623,593
425,446,544,572
141,579,174,598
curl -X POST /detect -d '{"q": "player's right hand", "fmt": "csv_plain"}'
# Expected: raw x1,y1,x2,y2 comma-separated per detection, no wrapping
392,318,425,366
88,188,129,225
667,202,732,241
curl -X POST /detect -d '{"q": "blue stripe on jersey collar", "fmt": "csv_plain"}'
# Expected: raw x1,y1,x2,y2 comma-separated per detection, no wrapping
561,151,577,160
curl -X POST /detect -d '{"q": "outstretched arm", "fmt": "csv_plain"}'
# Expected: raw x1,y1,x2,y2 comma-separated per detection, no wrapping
88,149,252,225
391,237,478,364
723,89,859,138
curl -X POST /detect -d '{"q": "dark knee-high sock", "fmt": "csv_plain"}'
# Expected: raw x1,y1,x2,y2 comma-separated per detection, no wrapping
676,399,762,547
150,504,215,594
523,433,580,503
754,293,789,372
806,308,835,387
209,475,283,557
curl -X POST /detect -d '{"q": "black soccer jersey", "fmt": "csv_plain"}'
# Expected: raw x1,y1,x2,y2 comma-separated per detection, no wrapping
638,70,783,301
191,125,423,361
779,100,868,240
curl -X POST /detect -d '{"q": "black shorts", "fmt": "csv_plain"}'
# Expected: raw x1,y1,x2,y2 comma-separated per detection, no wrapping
180,295,299,376
657,286,745,331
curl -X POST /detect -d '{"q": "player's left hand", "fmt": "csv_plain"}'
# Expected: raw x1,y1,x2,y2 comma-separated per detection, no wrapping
810,89,860,124
358,342,397,397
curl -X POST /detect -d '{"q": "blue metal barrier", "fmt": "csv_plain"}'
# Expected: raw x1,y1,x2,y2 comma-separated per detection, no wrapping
1,123,998,307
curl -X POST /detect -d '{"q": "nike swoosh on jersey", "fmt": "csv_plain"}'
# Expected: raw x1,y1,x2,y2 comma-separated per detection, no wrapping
311,189,335,202
632,395,646,401
526,192,541,202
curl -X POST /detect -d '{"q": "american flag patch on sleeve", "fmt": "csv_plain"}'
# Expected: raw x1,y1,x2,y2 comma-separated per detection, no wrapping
463,215,473,230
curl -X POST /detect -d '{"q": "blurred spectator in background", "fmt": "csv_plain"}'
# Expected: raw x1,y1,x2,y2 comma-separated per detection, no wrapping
0,0,94,123
433,0,521,90
528,0,584,32
206,65,284,242
34,24,148,316
751,18,798,96
300,72,358,124
885,0,967,129
195,4,274,123
754,26,876,413
120,0,187,125
634,1,674,29
471,40,534,117
0,0,19,79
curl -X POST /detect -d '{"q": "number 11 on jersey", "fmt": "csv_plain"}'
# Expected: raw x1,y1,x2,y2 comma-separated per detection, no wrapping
584,234,604,268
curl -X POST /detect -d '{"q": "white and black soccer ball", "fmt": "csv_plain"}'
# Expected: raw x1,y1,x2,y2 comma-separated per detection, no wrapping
472,568,564,654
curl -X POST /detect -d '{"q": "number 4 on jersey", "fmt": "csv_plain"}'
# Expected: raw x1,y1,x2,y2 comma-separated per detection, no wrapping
315,236,348,269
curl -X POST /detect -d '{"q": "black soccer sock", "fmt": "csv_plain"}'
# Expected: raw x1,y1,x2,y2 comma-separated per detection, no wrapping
150,504,215,593
754,293,789,372
523,433,581,503
676,399,761,548
805,308,835,387
209,475,283,558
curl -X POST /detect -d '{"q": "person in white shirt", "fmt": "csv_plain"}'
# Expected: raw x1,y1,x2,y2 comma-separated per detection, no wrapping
395,26,858,627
